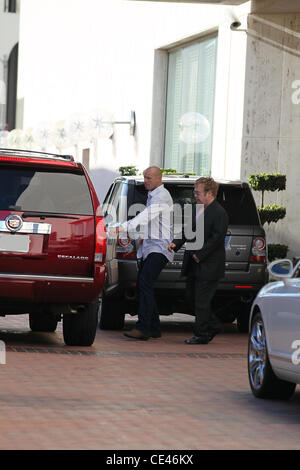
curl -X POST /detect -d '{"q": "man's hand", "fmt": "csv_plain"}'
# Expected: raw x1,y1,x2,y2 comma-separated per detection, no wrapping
192,254,200,263
168,242,176,252
108,225,125,237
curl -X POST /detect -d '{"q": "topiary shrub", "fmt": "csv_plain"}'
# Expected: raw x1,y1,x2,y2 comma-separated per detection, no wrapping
119,165,138,176
268,244,289,262
248,173,288,261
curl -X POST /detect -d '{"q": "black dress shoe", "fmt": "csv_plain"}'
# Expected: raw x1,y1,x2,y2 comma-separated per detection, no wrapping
184,336,209,345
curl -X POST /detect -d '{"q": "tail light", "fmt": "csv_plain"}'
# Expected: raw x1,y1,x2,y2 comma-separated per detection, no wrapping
116,236,136,260
250,237,266,263
94,216,107,263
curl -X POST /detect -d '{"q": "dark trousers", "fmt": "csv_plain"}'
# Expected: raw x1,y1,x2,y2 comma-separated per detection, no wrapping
136,253,168,336
186,261,221,339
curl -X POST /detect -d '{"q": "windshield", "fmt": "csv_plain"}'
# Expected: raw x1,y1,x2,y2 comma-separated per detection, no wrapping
0,166,93,215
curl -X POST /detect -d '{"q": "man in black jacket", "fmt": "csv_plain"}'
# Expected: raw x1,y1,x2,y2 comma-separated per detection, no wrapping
168,177,228,344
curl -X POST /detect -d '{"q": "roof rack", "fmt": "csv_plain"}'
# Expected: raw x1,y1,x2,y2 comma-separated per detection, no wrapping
0,148,74,162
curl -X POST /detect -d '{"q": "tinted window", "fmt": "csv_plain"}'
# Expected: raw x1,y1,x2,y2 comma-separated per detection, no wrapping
132,182,259,226
103,183,114,207
103,182,130,225
165,184,194,206
133,182,147,206
133,183,194,229
164,183,259,225
0,167,93,215
217,185,259,225
110,182,123,219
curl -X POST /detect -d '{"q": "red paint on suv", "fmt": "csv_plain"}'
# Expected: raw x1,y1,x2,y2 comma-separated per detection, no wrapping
0,148,106,346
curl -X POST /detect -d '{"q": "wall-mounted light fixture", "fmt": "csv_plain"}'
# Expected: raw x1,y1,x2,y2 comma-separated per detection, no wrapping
2,108,137,154
113,110,136,136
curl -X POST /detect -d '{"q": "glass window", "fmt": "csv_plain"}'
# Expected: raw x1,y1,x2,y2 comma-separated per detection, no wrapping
133,182,148,206
103,182,127,225
111,182,124,220
164,36,218,175
164,183,260,226
102,183,114,209
217,185,260,225
0,167,93,215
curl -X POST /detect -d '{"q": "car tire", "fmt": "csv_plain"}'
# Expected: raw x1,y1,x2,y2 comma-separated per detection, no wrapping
99,295,125,330
29,312,58,332
63,302,98,346
248,311,296,400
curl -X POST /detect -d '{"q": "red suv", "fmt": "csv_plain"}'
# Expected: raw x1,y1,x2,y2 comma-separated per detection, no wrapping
0,148,106,346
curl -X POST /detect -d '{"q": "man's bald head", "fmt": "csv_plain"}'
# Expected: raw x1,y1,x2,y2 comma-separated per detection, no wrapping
143,166,163,191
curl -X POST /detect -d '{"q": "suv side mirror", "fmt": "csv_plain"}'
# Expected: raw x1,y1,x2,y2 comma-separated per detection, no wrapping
268,259,293,279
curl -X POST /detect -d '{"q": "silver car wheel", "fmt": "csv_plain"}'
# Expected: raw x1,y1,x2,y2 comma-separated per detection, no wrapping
248,318,266,391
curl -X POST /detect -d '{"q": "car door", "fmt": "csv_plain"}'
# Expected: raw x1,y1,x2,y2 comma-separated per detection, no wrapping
102,182,118,288
102,181,128,288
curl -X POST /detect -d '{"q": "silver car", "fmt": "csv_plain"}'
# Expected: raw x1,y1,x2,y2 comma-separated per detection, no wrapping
248,258,300,400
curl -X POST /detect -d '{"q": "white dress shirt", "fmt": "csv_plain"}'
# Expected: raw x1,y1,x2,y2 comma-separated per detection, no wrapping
121,184,174,262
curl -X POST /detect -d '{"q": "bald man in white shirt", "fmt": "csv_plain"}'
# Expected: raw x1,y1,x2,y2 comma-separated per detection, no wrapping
115,166,174,340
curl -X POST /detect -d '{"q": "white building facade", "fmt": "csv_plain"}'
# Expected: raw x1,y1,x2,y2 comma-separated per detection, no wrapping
15,0,249,192
0,0,20,131
6,0,300,257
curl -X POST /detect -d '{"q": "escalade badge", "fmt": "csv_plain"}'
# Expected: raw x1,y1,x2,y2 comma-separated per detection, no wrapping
5,215,23,232
57,255,89,260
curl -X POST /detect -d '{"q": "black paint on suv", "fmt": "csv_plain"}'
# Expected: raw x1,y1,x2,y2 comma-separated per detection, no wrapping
101,175,268,333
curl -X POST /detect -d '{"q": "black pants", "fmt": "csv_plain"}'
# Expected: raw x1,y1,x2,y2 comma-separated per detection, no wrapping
136,253,168,336
186,261,221,339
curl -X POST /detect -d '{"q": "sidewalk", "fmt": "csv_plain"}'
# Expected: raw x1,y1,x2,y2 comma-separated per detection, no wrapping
0,314,300,450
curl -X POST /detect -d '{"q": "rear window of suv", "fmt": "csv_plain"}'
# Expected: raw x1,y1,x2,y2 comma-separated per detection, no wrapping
0,166,93,215
133,182,260,226
217,185,259,225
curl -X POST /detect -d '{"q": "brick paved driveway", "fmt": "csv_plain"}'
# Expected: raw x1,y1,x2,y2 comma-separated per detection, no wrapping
1,313,300,450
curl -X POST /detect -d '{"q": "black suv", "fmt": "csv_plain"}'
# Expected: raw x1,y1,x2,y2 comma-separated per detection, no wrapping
101,175,268,333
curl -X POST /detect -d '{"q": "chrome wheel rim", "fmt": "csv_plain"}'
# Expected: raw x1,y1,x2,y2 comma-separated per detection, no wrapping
248,318,267,391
